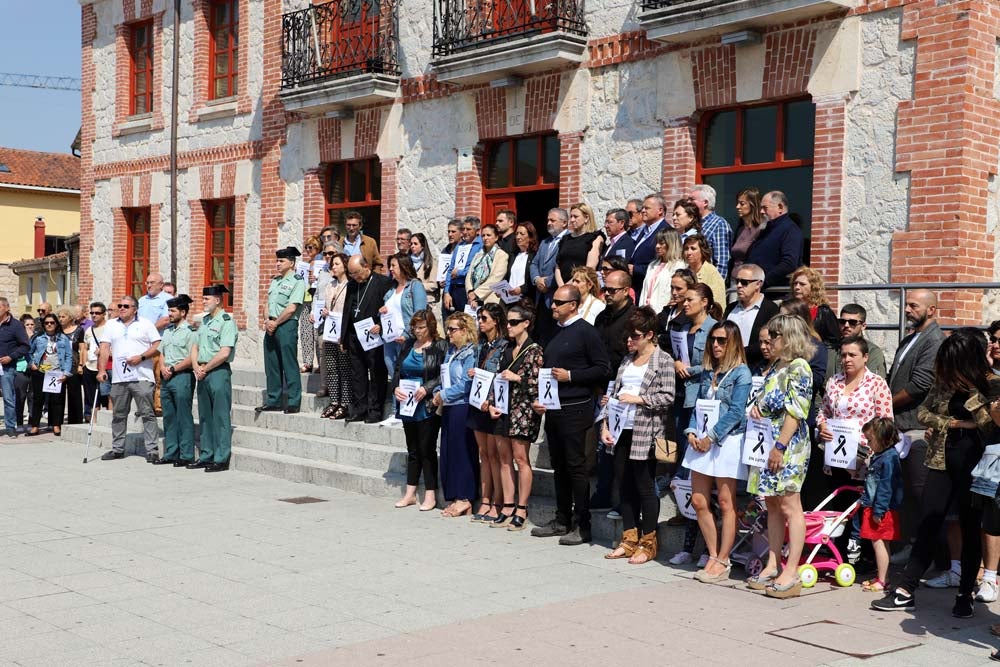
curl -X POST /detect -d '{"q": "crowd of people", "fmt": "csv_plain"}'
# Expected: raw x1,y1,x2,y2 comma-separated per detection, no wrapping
3,184,1000,645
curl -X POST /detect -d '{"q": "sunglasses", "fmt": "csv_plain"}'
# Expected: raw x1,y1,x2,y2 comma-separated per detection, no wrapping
477,315,492,322
446,326,462,333
627,331,648,341
117,304,134,309
507,318,526,326
709,335,728,345
735,278,761,287
991,336,1000,345
44,320,58,326
838,318,863,327
305,245,317,250
552,299,577,307
89,310,105,315
604,286,627,294
322,252,336,257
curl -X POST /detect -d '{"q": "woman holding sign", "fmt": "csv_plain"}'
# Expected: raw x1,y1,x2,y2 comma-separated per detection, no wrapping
601,306,676,564
391,310,447,510
298,236,321,373
433,313,479,518
380,255,428,418
497,302,544,531
467,303,511,524
682,321,752,583
745,314,815,599
319,253,353,420
26,315,73,436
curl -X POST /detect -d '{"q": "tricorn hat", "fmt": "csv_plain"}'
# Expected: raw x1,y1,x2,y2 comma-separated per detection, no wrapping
275,246,301,260
166,294,193,308
202,284,230,297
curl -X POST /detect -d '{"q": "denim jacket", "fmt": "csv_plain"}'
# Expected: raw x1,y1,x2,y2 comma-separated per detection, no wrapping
437,344,476,405
685,364,751,443
382,280,428,339
29,333,73,376
861,447,903,517
677,315,717,408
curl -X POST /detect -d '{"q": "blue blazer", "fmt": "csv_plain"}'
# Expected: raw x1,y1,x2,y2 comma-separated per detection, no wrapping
678,315,717,408
604,232,636,262
745,213,803,289
383,280,427,338
29,333,73,376
437,344,476,405
444,238,483,293
629,219,665,295
685,364,751,443
529,232,565,307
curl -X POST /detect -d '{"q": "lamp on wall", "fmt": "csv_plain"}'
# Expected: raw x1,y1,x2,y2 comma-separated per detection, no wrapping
324,109,354,120
721,30,762,46
490,76,524,89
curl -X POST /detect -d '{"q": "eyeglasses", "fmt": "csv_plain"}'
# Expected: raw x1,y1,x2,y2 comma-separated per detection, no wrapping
991,336,1000,345
477,315,491,322
36,309,47,313
44,321,58,326
735,278,761,287
446,326,461,333
709,335,728,345
305,245,317,250
627,331,648,340
552,299,577,307
322,252,336,257
604,286,627,295
89,311,105,315
507,318,526,326
117,304,134,309
838,318,863,327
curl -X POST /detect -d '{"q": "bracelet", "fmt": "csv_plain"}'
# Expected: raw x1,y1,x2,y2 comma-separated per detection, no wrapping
775,441,788,452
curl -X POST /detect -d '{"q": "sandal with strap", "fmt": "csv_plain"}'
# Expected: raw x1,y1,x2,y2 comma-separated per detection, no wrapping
321,404,339,419
471,499,492,523
507,505,529,531
694,557,733,583
606,528,639,560
747,569,779,590
491,503,516,528
862,578,885,592
629,532,658,565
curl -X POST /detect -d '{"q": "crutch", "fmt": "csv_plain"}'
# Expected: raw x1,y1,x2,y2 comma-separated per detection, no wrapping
82,388,100,464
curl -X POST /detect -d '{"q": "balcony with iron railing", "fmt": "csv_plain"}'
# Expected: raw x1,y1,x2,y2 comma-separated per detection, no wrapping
431,0,588,84
280,0,400,113
639,0,856,43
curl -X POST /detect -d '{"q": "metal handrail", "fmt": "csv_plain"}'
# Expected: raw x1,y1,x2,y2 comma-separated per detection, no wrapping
640,0,740,10
432,0,588,58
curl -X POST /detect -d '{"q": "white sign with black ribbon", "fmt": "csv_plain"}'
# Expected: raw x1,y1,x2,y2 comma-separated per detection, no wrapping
607,398,635,444
42,371,63,394
398,379,421,417
112,357,137,384
323,312,342,343
538,368,561,410
746,375,765,410
490,280,521,304
671,478,698,520
435,254,453,282
669,330,689,365
352,317,383,352
469,369,494,410
824,418,861,470
694,398,721,440
294,261,310,281
492,377,510,414
380,309,405,343
454,246,472,272
742,417,775,468
311,298,325,329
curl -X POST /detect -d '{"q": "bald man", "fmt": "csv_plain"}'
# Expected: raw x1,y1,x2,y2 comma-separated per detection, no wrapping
887,289,944,548
343,255,392,423
138,272,171,415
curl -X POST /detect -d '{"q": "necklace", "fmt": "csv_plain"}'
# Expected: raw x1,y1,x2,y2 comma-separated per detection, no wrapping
353,277,372,317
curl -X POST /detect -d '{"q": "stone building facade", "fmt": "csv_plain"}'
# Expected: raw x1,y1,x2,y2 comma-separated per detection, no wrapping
79,0,1000,362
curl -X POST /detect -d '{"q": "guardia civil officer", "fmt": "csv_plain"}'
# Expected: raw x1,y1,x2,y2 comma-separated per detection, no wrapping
259,247,305,414
191,285,238,472
156,294,196,466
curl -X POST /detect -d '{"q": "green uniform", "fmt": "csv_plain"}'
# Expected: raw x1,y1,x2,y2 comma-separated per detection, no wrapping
196,310,238,463
160,322,196,462
264,271,305,408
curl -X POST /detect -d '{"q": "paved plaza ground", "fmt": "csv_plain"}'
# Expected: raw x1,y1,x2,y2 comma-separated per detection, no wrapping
0,434,999,666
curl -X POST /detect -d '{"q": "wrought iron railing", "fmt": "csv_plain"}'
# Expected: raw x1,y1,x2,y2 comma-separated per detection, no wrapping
641,0,740,10
281,0,399,90
432,0,588,57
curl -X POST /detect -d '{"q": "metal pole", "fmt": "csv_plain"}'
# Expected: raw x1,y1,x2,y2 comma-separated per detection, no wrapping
897,287,907,345
169,0,180,286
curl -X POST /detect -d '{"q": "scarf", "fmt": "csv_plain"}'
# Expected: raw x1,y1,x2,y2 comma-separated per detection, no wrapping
469,247,495,288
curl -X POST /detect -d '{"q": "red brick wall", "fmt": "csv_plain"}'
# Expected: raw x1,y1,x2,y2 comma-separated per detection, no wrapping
691,44,736,110
318,118,342,163
188,200,208,303
379,158,399,257
475,87,506,141
761,28,818,99
524,74,560,134
79,3,97,305
189,0,252,122
661,121,697,200
891,0,1000,324
587,31,666,69
303,168,326,238
558,132,583,209
810,95,848,291
354,108,381,158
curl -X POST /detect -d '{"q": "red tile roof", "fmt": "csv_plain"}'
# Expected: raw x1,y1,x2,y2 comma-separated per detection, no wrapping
0,147,79,191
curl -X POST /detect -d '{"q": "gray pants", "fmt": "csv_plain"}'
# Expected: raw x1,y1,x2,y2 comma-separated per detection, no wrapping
110,381,158,455
901,429,929,543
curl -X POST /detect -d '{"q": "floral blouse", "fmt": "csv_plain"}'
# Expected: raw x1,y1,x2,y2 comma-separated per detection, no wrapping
748,357,813,496
817,369,894,450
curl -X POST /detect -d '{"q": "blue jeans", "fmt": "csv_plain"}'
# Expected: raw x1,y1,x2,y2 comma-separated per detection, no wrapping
1,367,16,429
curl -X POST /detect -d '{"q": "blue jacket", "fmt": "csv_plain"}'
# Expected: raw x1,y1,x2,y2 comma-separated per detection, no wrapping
444,238,483,293
604,232,636,262
29,333,74,376
678,315,718,408
744,213,803,289
861,447,903,517
629,219,665,295
0,315,29,369
685,364,751,443
437,343,476,405
382,280,427,338
530,230,567,307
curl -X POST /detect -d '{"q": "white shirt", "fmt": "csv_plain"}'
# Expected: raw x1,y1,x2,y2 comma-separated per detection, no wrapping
727,296,763,346
509,252,529,289
102,317,161,383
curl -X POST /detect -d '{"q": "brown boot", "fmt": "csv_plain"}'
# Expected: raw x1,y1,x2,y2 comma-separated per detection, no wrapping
629,532,658,565
605,528,639,559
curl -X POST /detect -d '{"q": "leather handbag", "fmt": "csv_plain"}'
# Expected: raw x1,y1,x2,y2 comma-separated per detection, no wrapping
655,437,678,464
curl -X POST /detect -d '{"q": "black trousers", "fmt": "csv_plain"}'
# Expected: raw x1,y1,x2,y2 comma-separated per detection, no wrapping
448,284,468,314
29,370,65,428
348,343,387,420
403,415,441,489
14,371,29,425
618,431,659,535
900,432,983,597
64,373,84,424
544,398,594,530
82,368,108,416
594,431,629,505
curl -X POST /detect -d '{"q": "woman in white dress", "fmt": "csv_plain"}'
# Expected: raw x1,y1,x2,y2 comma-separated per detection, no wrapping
683,320,752,583
637,228,685,313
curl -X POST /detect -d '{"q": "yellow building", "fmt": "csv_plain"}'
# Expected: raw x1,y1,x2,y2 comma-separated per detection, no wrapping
0,147,81,314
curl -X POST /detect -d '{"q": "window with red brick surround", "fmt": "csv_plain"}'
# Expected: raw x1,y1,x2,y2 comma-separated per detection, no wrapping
326,158,382,245
130,20,154,116
205,199,236,306
209,0,239,100
696,99,815,250
125,208,152,300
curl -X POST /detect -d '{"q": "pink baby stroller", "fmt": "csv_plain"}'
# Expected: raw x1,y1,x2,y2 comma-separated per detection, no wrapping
788,485,862,588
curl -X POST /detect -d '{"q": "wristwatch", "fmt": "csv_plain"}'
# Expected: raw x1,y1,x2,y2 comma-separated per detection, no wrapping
168,365,175,374
775,441,788,452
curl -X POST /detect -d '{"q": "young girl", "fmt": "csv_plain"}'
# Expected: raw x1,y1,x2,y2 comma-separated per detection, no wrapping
859,416,904,592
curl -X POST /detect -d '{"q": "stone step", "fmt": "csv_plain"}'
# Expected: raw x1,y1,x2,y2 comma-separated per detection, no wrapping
231,367,324,394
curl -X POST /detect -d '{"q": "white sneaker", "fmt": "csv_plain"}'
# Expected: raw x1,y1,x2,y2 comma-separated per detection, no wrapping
379,417,402,427
889,544,912,565
925,569,961,588
976,580,999,602
669,551,692,565
697,553,710,568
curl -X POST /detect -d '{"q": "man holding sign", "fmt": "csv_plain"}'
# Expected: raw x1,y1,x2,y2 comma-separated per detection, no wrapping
344,255,392,423
531,285,610,545
97,296,161,462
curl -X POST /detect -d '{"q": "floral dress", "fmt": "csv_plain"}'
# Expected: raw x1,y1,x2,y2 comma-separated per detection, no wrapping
501,341,544,442
748,357,813,496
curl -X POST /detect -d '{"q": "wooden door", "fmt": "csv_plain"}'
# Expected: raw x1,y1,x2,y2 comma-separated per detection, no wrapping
482,194,516,226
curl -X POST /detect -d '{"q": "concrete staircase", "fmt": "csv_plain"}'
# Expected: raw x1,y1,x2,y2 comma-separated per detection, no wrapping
61,367,688,549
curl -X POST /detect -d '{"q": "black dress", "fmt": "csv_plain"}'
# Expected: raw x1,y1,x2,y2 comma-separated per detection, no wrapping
556,232,601,284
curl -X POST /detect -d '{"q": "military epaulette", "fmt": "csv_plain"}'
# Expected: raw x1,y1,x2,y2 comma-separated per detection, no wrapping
222,314,231,321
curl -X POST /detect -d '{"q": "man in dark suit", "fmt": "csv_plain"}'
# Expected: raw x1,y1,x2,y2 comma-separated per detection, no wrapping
629,194,668,297
530,208,568,346
603,209,635,262
723,263,779,369
344,255,393,423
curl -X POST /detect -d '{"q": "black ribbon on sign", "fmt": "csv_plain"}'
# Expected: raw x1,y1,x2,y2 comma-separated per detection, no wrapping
495,384,505,404
701,413,709,435
48,376,59,388
613,412,621,432
753,430,765,454
121,359,130,374
406,391,416,407
835,434,847,456
543,381,553,399
473,381,482,399
684,492,693,509
365,328,374,343
385,320,394,335
330,320,338,334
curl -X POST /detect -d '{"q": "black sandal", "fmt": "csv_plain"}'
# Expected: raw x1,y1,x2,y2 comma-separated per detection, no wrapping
471,498,492,522
490,503,516,528
507,504,528,531
321,404,339,419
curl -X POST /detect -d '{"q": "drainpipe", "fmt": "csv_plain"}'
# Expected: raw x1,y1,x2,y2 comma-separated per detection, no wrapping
33,217,46,258
169,0,181,285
